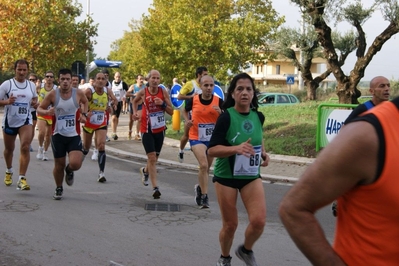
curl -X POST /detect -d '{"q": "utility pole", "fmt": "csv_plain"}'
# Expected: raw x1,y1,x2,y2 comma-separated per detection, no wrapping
85,0,90,82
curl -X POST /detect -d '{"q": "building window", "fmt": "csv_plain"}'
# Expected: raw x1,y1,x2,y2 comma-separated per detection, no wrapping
276,65,280,75
256,65,260,74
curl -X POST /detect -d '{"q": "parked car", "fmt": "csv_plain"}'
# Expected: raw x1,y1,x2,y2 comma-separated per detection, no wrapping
257,93,300,106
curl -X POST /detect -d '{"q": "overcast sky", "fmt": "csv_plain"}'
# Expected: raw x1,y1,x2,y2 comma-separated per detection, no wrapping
77,0,399,81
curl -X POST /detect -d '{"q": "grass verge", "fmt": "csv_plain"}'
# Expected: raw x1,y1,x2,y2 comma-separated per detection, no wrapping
165,101,320,158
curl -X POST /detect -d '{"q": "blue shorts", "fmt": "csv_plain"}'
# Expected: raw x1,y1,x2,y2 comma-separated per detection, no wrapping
129,102,142,114
189,140,209,147
3,116,30,136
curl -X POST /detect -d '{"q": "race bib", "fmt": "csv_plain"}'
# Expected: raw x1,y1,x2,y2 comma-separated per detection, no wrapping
90,111,105,125
113,90,121,101
233,145,262,176
198,123,214,141
150,111,165,130
57,114,75,134
10,102,29,118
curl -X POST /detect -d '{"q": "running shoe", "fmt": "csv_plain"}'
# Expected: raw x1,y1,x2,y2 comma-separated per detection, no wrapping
134,135,141,141
200,194,210,209
29,145,34,152
106,135,110,142
53,187,63,200
65,165,74,186
128,131,132,140
178,152,184,163
152,187,161,199
42,151,49,161
16,177,30,191
91,149,98,161
235,245,258,266
112,133,118,140
97,171,106,183
36,146,44,160
216,256,232,266
140,167,149,186
4,171,13,186
194,184,202,206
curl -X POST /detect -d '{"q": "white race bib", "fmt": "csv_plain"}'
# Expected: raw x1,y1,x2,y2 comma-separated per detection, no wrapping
90,111,105,125
198,123,214,141
149,111,165,130
56,114,75,134
10,102,29,118
233,145,262,176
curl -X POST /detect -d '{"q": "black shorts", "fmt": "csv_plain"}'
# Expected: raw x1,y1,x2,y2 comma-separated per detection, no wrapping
212,176,260,191
142,131,165,155
111,101,123,118
51,134,83,158
31,111,37,121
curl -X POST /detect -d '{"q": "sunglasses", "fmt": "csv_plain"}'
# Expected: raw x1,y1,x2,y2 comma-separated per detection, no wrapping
46,75,54,78
29,79,37,82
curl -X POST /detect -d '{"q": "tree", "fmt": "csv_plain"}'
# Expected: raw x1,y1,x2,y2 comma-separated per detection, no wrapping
110,0,284,83
291,0,399,103
109,20,148,85
274,24,357,100
0,0,98,76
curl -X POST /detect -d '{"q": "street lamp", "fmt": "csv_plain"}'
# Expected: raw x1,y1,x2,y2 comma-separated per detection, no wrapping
85,0,90,82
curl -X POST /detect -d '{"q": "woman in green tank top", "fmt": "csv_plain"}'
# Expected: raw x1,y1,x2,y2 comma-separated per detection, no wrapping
208,73,270,266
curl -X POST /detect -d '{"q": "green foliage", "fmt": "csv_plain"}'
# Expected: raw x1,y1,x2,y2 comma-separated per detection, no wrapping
0,0,98,75
110,0,284,83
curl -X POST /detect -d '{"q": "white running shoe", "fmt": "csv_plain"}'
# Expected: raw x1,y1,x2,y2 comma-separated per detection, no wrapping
91,149,98,161
36,147,44,160
42,152,49,161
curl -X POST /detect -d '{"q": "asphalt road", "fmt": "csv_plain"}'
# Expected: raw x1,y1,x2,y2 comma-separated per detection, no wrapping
0,138,335,266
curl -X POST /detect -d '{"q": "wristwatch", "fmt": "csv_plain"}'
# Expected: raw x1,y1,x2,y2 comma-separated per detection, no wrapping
82,113,88,117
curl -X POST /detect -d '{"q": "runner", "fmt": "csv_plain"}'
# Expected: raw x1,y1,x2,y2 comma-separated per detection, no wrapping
177,66,208,162
37,68,88,199
132,70,173,199
82,72,117,182
36,70,57,161
183,75,223,208
0,59,38,190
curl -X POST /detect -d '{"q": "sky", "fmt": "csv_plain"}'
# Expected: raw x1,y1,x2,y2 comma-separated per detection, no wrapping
77,0,399,81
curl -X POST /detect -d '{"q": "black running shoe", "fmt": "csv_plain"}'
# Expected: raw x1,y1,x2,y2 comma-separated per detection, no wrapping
53,187,63,200
153,187,161,199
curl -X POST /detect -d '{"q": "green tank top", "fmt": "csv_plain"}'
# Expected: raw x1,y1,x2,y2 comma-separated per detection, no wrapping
213,107,263,179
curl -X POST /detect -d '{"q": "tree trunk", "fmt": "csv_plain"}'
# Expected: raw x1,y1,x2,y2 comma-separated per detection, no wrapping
306,80,318,100
335,80,361,104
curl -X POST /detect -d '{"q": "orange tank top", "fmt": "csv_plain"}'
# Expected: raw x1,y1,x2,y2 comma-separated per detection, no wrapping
189,95,220,141
334,101,399,265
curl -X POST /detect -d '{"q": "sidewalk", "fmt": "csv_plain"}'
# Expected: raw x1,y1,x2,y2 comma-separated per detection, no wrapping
103,127,315,183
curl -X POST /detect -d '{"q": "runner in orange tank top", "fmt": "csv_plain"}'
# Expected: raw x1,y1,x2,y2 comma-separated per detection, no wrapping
183,75,223,209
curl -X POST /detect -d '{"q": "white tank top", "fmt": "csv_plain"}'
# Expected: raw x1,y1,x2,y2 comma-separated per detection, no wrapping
0,78,36,128
53,88,79,137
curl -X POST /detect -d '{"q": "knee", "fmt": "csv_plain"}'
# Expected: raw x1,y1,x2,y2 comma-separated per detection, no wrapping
147,154,157,164
249,215,266,231
198,162,208,172
97,143,105,151
223,220,238,234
